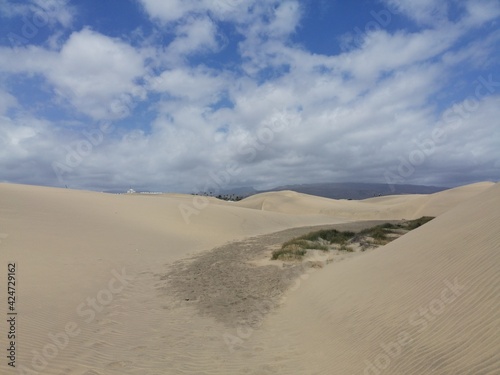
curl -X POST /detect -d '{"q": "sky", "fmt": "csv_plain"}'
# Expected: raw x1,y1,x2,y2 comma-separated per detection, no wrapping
0,0,499,193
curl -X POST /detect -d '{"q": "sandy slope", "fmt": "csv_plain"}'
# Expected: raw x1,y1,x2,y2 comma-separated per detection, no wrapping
253,182,500,374
0,181,498,374
0,183,345,375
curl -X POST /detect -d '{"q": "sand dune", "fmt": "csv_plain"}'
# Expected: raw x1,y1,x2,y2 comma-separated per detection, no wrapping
0,183,346,375
254,182,500,374
235,181,494,220
0,181,498,374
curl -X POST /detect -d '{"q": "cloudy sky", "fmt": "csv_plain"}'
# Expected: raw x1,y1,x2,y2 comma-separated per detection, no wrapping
0,0,499,193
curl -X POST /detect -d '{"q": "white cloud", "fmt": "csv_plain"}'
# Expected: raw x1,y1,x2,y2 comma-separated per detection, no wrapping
336,24,462,82
0,1,499,191
0,113,62,185
384,0,500,30
32,0,75,28
461,0,500,28
100,5,497,191
0,28,146,120
267,1,302,38
384,0,450,26
138,0,258,24
166,16,221,59
150,66,228,105
49,29,146,119
138,0,194,23
441,32,497,69
0,89,18,115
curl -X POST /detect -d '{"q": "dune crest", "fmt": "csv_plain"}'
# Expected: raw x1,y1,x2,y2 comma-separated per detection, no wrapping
235,181,495,219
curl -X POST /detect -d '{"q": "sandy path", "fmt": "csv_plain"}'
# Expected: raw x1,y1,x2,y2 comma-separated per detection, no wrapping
51,221,393,374
161,221,394,328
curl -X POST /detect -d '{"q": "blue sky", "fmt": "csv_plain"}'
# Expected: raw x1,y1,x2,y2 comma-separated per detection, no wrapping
0,0,499,193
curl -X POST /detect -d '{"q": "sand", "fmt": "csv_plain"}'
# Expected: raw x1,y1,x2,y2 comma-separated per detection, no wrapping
163,221,397,328
0,181,498,374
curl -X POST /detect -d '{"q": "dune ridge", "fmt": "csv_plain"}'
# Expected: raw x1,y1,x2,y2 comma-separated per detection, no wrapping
234,181,495,219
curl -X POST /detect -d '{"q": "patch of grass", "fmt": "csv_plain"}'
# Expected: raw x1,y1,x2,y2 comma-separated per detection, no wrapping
360,226,392,244
281,239,329,251
272,217,435,261
271,246,307,260
403,216,434,230
281,239,309,249
380,222,398,229
339,244,354,252
357,226,390,244
355,217,435,244
368,226,388,240
310,243,329,251
272,239,328,260
300,229,355,244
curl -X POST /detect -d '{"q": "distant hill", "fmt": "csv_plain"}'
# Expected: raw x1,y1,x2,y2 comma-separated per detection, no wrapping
254,182,448,200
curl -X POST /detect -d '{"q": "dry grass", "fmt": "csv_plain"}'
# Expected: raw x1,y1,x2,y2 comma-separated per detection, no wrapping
271,217,434,260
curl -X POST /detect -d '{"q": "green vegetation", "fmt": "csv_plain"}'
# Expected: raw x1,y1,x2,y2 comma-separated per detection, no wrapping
356,226,391,245
271,217,435,261
339,244,354,252
403,216,435,230
281,239,329,251
272,239,328,260
271,246,307,261
299,229,355,244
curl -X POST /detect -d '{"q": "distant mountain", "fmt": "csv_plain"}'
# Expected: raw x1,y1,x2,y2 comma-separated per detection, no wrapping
255,182,448,200
218,186,258,196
